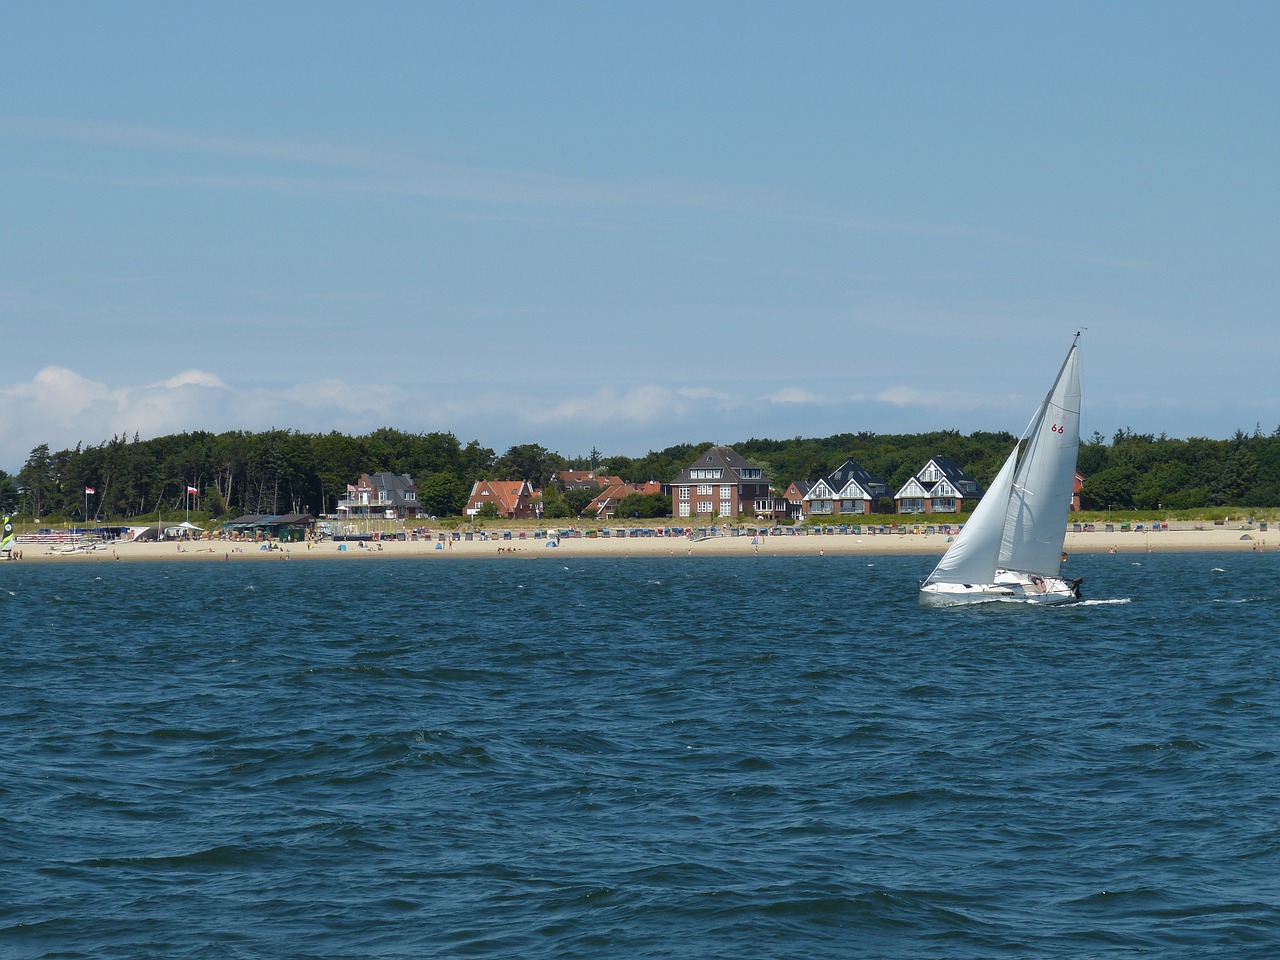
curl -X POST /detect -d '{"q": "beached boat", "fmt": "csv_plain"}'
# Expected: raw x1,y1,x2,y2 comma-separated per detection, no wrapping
919,334,1083,606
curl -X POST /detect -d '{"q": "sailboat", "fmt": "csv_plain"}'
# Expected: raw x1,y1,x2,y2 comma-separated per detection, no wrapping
919,334,1083,606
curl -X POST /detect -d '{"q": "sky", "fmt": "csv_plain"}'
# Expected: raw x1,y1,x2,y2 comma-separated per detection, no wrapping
2,2,1278,473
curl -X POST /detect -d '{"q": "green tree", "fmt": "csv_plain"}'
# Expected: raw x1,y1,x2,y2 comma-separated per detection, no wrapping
419,471,468,517
563,487,598,517
17,444,53,518
539,483,573,519
0,471,18,514
1079,466,1136,510
614,492,671,519
494,443,564,489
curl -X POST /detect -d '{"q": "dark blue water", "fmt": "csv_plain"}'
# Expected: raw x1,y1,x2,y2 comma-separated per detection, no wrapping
2,551,1278,958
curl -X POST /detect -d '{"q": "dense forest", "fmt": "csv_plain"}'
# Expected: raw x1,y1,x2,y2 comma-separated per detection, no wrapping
2,424,1279,522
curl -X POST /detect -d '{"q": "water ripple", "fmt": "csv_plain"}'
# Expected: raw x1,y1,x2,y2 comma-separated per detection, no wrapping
2,553,1279,957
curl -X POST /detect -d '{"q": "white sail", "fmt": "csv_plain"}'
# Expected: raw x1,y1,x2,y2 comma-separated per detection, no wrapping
922,444,1018,587
999,342,1081,576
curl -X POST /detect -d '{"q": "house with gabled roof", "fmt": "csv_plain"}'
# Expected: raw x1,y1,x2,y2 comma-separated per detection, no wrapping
336,472,422,519
803,459,888,517
783,480,812,520
894,456,984,514
465,480,539,519
670,446,772,520
586,480,663,519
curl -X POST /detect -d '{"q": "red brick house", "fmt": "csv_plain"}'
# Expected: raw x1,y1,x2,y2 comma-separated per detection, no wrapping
465,480,538,519
670,446,772,520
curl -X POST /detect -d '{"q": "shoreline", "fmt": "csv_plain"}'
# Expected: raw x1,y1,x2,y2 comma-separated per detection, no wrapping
5,524,1272,563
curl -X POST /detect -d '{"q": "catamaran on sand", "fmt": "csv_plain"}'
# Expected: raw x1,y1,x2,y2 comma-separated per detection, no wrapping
919,334,1083,606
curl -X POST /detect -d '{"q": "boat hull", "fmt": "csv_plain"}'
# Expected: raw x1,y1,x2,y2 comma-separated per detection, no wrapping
919,572,1083,607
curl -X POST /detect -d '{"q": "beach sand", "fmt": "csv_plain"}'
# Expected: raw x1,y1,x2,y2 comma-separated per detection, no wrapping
9,522,1271,563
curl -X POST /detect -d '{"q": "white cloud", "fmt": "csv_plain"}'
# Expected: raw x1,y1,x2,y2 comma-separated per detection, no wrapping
769,387,821,405
156,369,229,390
0,366,233,467
523,385,683,426
0,363,1061,476
0,366,759,471
874,385,1013,412
875,385,938,407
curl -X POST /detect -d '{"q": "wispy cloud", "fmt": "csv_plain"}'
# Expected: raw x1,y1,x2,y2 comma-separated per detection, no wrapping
873,384,1015,412
9,363,1173,474
0,114,763,212
0,367,758,470
769,387,822,405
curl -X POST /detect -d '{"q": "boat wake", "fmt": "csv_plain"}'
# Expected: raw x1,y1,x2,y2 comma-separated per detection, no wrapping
1076,597,1131,606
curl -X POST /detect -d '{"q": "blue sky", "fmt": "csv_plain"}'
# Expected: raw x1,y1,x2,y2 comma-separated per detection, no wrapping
2,2,1277,472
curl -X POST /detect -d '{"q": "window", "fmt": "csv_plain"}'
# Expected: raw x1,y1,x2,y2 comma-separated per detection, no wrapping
933,497,956,512
679,487,690,501
678,502,691,517
840,499,865,514
899,498,925,513
719,503,732,517
697,484,713,496
719,486,731,501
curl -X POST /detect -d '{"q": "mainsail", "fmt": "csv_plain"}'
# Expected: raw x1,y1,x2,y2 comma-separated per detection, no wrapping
998,341,1082,576
1,515,13,557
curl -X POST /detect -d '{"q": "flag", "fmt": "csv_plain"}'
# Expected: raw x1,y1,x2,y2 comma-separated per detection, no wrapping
187,485,199,496
347,484,357,492
85,486,95,494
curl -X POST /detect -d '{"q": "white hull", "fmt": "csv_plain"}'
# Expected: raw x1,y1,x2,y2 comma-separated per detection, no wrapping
919,570,1082,607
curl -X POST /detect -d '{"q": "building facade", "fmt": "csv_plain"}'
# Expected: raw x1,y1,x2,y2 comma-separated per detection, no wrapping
464,479,539,519
336,472,421,519
801,459,888,517
894,457,984,514
669,446,772,520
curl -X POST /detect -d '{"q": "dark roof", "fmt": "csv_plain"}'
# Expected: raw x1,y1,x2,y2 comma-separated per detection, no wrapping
670,445,769,485
826,459,888,497
223,513,314,529
368,472,418,506
925,457,984,496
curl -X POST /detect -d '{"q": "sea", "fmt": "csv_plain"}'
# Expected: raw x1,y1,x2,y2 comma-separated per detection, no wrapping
2,550,1278,959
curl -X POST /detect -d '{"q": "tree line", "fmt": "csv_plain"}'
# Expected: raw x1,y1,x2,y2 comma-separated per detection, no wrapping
2,424,1278,522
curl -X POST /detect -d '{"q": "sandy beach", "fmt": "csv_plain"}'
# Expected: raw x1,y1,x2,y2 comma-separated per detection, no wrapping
8,521,1272,563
